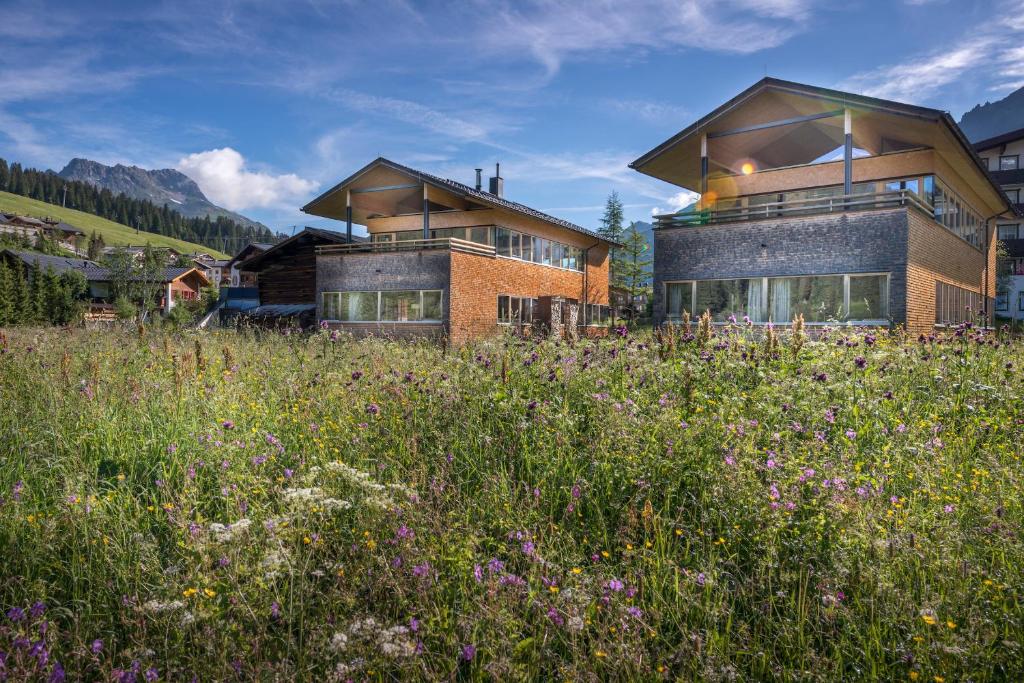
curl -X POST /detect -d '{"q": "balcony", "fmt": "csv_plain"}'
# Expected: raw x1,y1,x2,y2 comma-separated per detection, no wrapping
654,189,933,230
316,237,496,257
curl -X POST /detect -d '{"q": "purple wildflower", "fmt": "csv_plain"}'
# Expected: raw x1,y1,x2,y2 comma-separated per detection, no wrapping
366,403,380,416
91,639,103,655
461,644,476,661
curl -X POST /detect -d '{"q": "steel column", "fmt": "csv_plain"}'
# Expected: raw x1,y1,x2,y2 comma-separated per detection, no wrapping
422,185,430,239
844,109,853,196
345,190,352,243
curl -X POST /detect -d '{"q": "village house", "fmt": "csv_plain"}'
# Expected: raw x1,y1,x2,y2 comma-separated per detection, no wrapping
296,158,617,343
973,127,1024,320
224,241,274,287
0,249,209,319
630,78,1016,334
0,213,85,252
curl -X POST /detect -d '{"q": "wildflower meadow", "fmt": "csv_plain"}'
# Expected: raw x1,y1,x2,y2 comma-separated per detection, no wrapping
1,322,1022,681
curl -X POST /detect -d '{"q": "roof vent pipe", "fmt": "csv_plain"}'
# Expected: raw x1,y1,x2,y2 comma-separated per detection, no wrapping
475,168,483,191
488,162,503,197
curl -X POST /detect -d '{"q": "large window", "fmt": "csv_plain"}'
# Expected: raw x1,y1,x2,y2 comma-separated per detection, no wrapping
925,176,985,248
497,295,537,325
322,290,443,322
372,226,494,246
666,273,889,324
996,294,1009,312
585,304,612,326
1000,155,1019,171
934,282,981,325
999,224,1020,241
494,227,584,271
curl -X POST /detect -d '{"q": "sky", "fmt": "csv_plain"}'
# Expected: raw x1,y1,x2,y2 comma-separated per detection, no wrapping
1,0,1023,237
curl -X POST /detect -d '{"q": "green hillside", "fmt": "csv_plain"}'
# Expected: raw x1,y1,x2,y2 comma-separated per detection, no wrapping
0,191,229,258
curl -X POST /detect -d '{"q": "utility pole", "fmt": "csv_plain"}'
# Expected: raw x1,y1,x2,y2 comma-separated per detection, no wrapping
62,186,67,208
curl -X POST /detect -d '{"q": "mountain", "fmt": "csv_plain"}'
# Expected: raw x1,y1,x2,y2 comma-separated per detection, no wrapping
958,86,1024,142
59,158,267,231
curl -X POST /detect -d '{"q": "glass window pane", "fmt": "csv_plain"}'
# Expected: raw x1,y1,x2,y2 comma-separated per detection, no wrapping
695,279,756,322
496,228,511,256
339,292,379,321
769,275,844,323
322,292,338,319
520,235,533,261
497,295,509,323
511,232,521,259
847,275,888,321
422,290,442,320
665,282,692,319
380,290,421,322
470,226,491,245
542,240,552,266
533,237,543,263
1000,156,1019,170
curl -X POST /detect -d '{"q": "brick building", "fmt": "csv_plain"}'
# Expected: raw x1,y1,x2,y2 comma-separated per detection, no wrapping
973,128,1024,320
301,158,617,344
630,78,1015,333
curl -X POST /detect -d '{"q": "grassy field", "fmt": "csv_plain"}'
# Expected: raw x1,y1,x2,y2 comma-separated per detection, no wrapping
0,191,229,258
1,324,1022,681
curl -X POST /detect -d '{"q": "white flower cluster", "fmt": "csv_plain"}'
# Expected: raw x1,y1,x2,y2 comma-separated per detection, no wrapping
329,616,416,659
141,599,195,627
261,545,291,579
282,486,352,511
208,518,252,542
315,461,414,510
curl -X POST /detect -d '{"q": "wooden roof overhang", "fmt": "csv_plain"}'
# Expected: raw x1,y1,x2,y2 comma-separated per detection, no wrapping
630,78,1013,215
302,162,474,224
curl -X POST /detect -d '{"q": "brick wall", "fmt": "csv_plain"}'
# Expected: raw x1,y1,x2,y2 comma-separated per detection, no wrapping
906,208,990,332
652,208,910,324
449,247,609,345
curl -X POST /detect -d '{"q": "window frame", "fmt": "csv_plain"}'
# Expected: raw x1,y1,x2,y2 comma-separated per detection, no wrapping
1000,155,1020,171
664,273,891,325
497,294,538,325
320,289,444,323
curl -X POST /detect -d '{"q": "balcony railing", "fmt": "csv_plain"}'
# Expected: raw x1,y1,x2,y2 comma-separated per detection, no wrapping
654,189,934,230
316,237,496,257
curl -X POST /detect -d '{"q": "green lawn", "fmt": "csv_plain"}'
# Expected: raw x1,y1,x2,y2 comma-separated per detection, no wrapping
0,191,229,258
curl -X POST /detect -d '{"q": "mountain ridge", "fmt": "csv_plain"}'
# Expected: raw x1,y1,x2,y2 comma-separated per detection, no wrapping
958,86,1024,142
58,158,267,231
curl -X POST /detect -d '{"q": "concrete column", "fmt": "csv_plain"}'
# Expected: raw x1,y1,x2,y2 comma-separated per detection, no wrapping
422,185,430,239
699,133,708,208
844,109,853,196
346,190,353,243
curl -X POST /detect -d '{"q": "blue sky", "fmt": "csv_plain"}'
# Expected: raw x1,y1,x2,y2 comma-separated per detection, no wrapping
1,0,1022,236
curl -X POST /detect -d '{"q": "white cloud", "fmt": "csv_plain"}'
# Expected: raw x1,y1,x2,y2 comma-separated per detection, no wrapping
838,44,991,104
606,99,689,125
839,3,1024,105
473,0,814,78
176,148,318,211
652,190,699,217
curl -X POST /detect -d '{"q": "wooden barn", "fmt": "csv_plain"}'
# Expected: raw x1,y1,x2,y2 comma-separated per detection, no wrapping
236,228,363,326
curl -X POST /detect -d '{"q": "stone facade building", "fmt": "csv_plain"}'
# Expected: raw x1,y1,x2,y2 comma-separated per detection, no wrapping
301,158,617,344
630,78,1015,334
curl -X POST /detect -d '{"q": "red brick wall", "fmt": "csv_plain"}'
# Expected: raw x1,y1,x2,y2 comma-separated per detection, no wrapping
448,246,609,344
905,208,991,333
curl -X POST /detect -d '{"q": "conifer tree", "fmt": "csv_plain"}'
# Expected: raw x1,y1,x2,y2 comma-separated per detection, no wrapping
598,192,627,288
619,222,653,320
0,261,12,325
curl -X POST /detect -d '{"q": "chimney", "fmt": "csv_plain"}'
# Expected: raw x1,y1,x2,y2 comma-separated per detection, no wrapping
488,162,503,197
475,168,483,191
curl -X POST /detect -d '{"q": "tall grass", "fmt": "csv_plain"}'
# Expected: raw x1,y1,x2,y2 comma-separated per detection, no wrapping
0,323,1021,681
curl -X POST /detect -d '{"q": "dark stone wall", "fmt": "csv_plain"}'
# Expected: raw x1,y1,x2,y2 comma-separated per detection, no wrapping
316,251,452,322
652,208,910,325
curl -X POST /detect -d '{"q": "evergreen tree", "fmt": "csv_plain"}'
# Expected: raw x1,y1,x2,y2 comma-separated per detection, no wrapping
619,222,653,321
598,192,627,288
53,271,87,325
0,158,9,192
0,261,12,325
27,262,45,322
39,266,61,324
11,262,31,324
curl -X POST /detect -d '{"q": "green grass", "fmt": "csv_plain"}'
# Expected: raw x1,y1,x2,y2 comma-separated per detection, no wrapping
0,191,229,258
0,324,1022,681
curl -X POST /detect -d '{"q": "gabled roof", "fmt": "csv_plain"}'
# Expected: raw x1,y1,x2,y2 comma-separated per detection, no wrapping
1,250,99,274
240,227,365,271
973,126,1024,152
303,157,620,247
629,77,1013,214
226,241,276,269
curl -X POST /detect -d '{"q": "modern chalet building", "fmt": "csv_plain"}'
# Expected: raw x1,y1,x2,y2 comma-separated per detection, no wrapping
300,158,617,343
974,127,1024,320
630,78,1016,333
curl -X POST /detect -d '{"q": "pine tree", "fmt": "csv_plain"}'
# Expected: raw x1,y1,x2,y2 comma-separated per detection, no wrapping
598,192,627,288
27,262,45,322
39,266,60,324
11,262,31,324
619,222,653,321
0,261,12,325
